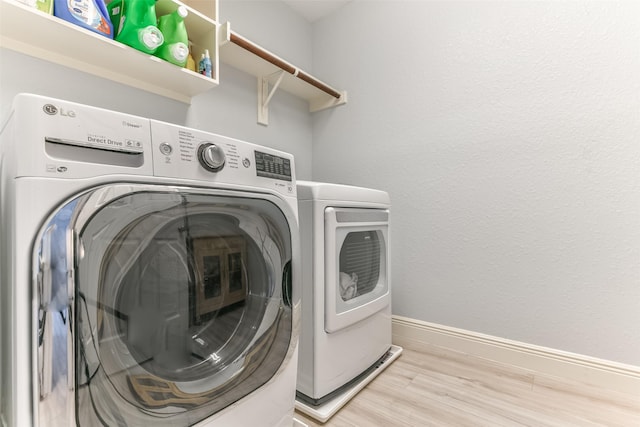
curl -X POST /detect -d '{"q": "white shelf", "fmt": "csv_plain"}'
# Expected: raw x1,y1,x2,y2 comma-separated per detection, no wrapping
218,22,347,115
0,0,219,104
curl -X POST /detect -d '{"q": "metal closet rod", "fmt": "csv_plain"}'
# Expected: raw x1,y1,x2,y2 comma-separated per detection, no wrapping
229,32,343,99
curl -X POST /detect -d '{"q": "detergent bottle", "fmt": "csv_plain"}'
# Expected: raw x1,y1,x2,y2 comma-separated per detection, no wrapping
197,53,204,74
199,49,212,78
155,6,189,67
109,0,164,54
107,0,124,35
36,0,53,14
186,41,196,72
16,0,53,14
53,0,113,38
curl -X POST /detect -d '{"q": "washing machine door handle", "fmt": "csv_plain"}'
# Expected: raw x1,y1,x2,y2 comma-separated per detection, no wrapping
282,260,292,307
37,224,54,311
36,222,73,400
38,223,75,313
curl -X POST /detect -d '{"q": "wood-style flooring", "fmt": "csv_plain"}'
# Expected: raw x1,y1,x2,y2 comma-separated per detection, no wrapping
295,342,640,427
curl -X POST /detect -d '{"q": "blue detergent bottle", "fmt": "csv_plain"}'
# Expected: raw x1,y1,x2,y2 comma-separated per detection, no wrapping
54,0,113,39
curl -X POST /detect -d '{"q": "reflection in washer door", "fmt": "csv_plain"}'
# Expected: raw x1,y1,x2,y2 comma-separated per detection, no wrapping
70,187,293,425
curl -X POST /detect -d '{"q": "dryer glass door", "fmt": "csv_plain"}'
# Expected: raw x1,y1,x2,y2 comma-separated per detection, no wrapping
34,184,295,426
324,207,390,333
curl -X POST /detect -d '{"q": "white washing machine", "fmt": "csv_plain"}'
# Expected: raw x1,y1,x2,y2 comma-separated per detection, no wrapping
0,94,301,427
295,181,397,419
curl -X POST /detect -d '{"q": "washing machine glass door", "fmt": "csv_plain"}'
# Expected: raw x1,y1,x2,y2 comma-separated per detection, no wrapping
35,184,295,426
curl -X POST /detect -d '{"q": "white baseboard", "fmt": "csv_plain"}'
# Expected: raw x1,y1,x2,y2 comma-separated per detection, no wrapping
392,315,640,396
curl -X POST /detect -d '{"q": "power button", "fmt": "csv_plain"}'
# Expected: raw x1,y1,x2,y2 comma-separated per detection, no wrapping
159,143,173,155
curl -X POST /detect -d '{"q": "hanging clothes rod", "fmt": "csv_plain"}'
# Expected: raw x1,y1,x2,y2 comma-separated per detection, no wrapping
229,31,343,100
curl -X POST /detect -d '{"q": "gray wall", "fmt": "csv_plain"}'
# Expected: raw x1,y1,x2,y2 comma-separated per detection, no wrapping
311,1,640,365
3,0,639,367
0,0,314,179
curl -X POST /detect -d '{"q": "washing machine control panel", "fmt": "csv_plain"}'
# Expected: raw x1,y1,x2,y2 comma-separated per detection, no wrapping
197,142,226,172
150,120,296,196
255,151,292,181
7,94,296,197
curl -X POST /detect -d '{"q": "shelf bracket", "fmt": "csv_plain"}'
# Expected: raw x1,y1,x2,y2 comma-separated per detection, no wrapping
258,69,288,126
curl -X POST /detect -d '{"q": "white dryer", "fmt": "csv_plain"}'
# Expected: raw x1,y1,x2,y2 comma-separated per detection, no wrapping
0,94,301,427
295,181,398,419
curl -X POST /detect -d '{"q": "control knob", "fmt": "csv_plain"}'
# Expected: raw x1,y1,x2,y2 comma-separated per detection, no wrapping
197,142,226,172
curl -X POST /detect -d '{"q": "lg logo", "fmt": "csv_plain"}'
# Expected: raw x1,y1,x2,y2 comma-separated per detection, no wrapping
43,104,57,115
43,104,76,118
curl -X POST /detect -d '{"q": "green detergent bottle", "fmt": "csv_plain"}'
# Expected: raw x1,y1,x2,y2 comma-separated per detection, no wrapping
108,0,164,55
36,0,53,14
16,0,52,14
107,0,125,35
155,6,189,67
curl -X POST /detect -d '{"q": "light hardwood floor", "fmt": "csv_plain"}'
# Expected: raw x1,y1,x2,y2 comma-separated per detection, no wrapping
295,342,640,426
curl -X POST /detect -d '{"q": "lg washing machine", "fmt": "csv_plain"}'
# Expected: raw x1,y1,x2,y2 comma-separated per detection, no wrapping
0,94,300,426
